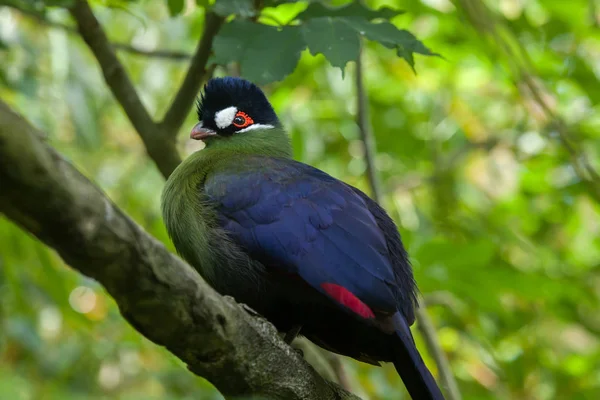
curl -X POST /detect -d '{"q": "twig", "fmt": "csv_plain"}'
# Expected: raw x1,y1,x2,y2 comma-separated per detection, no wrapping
520,75,600,202
590,0,599,28
356,41,382,202
4,3,193,60
0,99,360,400
454,0,600,204
111,43,192,60
355,40,461,400
227,62,242,77
69,0,181,178
423,292,466,312
160,12,224,136
323,350,353,391
415,308,462,400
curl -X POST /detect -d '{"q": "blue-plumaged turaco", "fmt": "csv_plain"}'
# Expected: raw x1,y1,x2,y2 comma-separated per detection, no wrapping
161,76,445,400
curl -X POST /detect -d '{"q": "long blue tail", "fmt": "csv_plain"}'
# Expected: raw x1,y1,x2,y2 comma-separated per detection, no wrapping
392,313,446,400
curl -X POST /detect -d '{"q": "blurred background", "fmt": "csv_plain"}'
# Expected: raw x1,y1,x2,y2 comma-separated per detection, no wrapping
1,0,599,399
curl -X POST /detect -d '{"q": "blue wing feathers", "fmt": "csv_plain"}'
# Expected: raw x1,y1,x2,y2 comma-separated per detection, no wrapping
349,186,418,323
205,156,416,318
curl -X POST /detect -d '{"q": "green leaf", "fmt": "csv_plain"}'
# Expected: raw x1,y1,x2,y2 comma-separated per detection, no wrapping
167,0,185,16
301,17,360,73
212,21,306,84
344,19,438,69
243,27,305,84
296,1,404,21
212,20,264,65
213,0,256,17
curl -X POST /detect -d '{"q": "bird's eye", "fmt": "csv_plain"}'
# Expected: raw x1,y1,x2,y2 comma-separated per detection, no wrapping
232,111,253,129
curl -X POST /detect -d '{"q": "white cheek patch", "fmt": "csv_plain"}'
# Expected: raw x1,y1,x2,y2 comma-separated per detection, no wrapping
237,123,275,133
214,106,238,129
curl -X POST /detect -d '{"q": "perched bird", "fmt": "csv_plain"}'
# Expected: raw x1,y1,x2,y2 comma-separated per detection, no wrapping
162,77,444,399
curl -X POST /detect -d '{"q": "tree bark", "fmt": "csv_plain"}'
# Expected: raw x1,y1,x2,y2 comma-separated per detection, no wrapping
0,100,359,400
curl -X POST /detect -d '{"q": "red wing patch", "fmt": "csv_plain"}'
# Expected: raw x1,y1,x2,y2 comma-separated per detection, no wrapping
321,283,375,319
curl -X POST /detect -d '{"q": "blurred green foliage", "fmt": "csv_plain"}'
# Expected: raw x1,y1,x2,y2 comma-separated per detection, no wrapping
1,0,599,399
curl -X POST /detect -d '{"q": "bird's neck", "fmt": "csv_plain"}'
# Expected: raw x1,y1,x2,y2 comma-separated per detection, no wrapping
165,126,292,193
169,127,292,186
203,126,292,159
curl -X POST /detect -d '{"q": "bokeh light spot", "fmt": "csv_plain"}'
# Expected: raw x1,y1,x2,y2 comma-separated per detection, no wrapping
69,286,97,314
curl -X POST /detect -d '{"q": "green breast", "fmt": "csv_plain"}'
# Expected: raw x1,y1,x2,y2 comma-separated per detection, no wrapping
161,150,221,283
160,127,292,288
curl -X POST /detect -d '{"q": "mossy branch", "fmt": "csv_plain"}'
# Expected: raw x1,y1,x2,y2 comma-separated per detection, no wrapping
0,99,359,400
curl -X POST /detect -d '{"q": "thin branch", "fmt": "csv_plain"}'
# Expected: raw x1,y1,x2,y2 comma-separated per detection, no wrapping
590,0,599,28
4,3,193,60
322,349,353,391
454,0,600,204
520,75,600,202
355,41,461,400
0,99,360,400
69,0,181,178
160,12,224,136
423,292,467,312
112,43,191,60
356,42,382,202
415,308,462,400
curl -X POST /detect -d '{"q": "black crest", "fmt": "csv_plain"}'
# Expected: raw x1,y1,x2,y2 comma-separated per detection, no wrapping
196,77,280,132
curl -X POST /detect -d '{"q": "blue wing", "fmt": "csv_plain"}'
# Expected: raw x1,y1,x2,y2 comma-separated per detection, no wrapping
205,156,412,319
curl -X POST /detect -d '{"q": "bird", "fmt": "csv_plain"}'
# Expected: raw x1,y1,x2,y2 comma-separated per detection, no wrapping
161,76,445,399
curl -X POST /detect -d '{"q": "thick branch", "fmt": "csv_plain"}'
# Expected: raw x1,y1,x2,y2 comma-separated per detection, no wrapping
355,44,461,400
69,0,181,178
0,100,359,400
160,12,224,136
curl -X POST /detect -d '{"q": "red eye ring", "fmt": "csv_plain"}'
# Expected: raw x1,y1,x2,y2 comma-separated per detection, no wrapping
232,111,253,128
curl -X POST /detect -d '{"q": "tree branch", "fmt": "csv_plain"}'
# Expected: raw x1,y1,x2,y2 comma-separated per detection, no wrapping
160,12,224,136
415,307,462,400
69,0,181,178
0,99,360,400
356,42,382,203
355,42,461,400
453,0,600,204
111,44,192,61
590,0,599,28
3,3,193,60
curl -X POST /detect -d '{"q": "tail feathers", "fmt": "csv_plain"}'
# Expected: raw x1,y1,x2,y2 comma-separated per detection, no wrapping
392,313,445,400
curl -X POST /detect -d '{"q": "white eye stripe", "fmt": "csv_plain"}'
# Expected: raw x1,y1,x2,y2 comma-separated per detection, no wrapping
214,106,237,129
237,124,275,133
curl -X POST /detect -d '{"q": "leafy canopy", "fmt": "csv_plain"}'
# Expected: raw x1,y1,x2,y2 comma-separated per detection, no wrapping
209,0,437,84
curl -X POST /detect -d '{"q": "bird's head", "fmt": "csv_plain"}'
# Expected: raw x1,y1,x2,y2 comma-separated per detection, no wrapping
191,77,281,142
